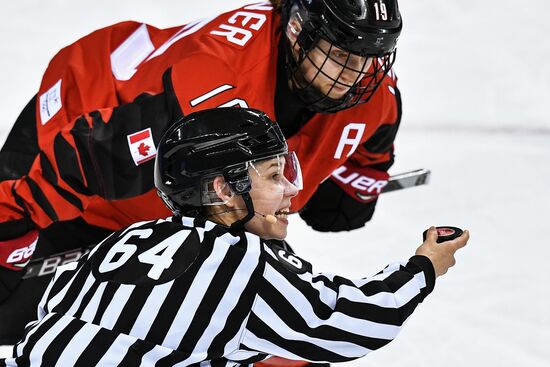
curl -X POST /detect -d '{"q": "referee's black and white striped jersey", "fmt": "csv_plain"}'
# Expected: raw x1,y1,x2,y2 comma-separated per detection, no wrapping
1,216,436,366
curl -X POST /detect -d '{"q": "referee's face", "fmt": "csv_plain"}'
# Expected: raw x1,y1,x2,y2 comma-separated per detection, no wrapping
244,156,299,240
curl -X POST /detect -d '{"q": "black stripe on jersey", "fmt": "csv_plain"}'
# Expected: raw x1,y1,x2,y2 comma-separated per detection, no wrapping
69,116,103,197
116,339,156,366
41,318,84,365
73,328,120,367
245,313,350,363
153,350,184,366
233,347,271,365
112,285,156,335
25,176,58,222
263,254,334,320
17,313,64,366
327,294,414,328
39,151,84,211
365,86,401,156
72,280,102,319
335,269,424,326
42,273,77,314
359,86,402,171
210,358,229,367
208,255,265,358
144,237,216,345
232,353,268,366
53,132,92,195
172,233,251,354
255,278,389,352
0,95,38,181
49,262,94,315
311,273,356,291
162,67,184,122
92,281,122,325
9,182,31,218
42,252,93,314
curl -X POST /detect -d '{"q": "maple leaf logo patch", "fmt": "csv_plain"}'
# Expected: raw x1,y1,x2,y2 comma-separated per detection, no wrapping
127,128,157,166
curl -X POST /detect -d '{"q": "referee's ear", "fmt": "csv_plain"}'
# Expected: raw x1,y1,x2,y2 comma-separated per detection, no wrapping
213,176,234,206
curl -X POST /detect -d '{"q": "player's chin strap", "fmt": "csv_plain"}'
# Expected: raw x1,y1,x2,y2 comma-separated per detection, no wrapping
229,192,255,232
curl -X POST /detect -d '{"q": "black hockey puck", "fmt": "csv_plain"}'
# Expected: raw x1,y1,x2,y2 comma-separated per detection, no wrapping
423,226,463,243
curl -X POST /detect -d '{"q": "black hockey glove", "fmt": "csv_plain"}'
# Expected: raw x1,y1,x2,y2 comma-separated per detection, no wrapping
299,178,379,232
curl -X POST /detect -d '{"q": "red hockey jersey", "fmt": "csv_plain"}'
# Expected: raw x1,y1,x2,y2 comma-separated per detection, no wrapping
0,2,399,231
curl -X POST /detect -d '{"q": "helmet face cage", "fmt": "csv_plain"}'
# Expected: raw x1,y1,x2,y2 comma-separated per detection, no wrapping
284,1,399,113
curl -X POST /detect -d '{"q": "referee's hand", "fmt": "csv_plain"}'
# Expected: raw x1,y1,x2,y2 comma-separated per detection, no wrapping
415,226,470,277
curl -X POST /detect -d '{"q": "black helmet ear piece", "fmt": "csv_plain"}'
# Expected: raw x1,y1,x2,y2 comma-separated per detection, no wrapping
223,165,252,195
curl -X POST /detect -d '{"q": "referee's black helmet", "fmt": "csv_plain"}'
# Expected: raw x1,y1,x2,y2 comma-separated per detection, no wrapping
154,108,288,216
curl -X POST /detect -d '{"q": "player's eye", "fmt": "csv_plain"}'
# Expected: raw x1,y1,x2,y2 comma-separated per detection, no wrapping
331,50,348,59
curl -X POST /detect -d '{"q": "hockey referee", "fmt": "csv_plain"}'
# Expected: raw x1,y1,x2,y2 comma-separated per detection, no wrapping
1,108,469,366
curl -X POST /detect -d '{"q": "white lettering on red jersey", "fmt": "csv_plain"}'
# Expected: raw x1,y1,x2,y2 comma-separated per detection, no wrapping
334,123,366,159
111,24,155,81
210,8,269,47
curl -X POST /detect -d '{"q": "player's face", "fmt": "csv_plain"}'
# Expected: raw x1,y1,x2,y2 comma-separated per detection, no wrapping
244,156,300,240
298,39,373,99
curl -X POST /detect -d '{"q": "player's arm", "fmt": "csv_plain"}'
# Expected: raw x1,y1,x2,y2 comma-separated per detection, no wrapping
241,240,437,363
0,78,180,224
0,88,178,301
299,85,402,232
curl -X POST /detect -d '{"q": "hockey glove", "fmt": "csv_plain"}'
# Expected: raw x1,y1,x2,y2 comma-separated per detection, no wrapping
299,162,389,232
0,219,38,303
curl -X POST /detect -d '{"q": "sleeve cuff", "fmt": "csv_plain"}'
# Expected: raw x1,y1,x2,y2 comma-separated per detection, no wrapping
407,255,436,298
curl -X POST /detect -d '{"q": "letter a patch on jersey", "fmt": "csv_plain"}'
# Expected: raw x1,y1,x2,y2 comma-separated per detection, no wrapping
127,128,157,166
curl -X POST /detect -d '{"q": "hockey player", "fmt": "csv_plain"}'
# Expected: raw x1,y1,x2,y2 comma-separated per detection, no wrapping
0,0,403,345
1,108,469,367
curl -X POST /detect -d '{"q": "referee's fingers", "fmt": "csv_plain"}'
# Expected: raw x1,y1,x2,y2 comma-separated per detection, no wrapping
444,230,470,252
425,226,438,243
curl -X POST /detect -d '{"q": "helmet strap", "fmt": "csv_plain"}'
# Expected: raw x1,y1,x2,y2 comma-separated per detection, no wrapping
229,192,256,232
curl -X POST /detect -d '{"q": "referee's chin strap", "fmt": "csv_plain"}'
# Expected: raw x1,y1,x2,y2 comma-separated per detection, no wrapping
229,192,255,232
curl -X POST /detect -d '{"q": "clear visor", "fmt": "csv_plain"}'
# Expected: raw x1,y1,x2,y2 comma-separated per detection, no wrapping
249,151,303,192
201,152,303,206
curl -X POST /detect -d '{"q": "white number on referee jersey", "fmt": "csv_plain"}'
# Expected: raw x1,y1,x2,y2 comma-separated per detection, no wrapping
99,229,152,273
138,230,191,280
278,250,303,269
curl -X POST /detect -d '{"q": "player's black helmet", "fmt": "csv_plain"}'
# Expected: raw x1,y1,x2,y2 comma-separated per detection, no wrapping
282,0,402,113
154,108,288,217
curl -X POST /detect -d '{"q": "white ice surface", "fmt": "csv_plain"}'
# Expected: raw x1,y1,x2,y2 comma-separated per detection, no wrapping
1,1,549,365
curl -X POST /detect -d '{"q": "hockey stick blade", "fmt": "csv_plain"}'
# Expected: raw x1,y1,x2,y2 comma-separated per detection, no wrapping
383,168,431,193
355,168,431,201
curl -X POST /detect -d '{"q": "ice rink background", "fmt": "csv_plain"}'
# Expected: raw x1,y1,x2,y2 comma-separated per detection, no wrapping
1,1,549,365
